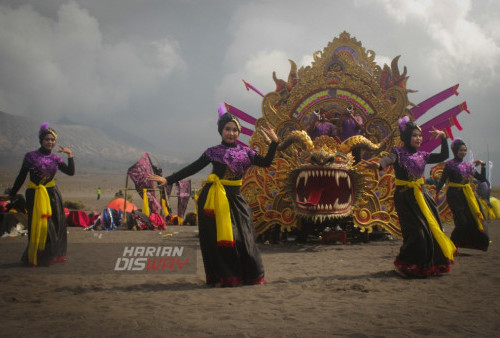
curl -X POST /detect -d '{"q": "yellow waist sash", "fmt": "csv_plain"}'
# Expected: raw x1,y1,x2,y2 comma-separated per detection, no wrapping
142,188,150,217
448,182,484,231
396,178,456,261
27,179,55,266
203,174,242,247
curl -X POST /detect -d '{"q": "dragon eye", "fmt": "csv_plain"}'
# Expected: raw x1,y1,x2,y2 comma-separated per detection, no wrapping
347,105,353,112
311,156,319,165
326,157,335,164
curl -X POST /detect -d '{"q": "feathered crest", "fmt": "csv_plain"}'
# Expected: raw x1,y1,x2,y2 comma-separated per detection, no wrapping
398,116,410,132
217,102,227,125
39,122,50,135
38,122,58,140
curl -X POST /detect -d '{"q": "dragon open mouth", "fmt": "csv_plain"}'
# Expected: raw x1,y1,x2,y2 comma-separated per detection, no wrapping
293,167,354,216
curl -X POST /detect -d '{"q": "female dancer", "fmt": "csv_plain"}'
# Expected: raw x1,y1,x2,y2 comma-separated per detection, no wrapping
362,117,456,278
435,139,490,251
9,123,75,266
148,112,278,287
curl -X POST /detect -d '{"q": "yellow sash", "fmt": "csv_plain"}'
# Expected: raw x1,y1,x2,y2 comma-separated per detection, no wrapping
448,182,484,231
396,178,456,261
478,198,496,220
203,174,242,246
161,198,169,217
27,179,55,266
142,188,150,217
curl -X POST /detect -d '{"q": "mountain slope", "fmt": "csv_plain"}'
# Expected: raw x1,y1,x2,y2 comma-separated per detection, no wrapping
0,111,182,172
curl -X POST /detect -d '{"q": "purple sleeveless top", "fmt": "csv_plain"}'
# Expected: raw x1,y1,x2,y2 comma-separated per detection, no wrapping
24,150,64,177
204,144,258,176
445,158,475,180
310,121,336,140
393,146,430,179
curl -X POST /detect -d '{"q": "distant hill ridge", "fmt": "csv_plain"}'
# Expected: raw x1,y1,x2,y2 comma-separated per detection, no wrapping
0,111,184,172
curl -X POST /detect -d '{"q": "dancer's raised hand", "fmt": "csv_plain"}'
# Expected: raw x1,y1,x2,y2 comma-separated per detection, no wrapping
259,123,278,144
360,159,380,170
58,145,73,158
429,126,446,140
148,174,167,186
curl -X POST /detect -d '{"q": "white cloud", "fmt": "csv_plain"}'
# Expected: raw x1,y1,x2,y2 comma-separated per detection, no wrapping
215,49,290,115
374,54,393,68
378,0,434,23
0,1,185,122
1,0,499,178
151,38,186,76
378,0,500,87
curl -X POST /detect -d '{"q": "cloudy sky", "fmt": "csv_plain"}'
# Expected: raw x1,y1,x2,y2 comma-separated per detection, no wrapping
1,0,499,180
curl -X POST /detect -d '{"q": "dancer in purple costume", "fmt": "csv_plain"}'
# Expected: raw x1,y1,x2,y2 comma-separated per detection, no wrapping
148,113,278,287
339,110,363,142
339,107,364,163
9,123,74,267
435,139,490,251
307,108,338,140
362,117,456,278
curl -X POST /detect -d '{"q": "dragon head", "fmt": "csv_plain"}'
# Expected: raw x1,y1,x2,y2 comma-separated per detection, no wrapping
282,132,383,223
288,145,363,222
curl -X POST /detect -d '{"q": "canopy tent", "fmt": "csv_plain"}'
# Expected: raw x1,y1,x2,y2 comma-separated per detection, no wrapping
106,198,138,213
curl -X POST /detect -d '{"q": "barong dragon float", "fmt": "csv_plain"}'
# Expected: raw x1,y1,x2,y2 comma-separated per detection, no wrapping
223,31,468,238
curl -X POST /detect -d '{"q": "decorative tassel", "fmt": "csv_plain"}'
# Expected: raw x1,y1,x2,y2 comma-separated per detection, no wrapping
452,117,463,130
460,102,470,114
445,127,454,140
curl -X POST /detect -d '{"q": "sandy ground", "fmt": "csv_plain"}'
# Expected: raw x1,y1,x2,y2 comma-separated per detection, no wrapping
0,221,499,335
1,173,499,336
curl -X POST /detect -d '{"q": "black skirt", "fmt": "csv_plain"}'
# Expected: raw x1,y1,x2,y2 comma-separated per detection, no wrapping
393,185,451,277
197,183,265,286
446,187,489,251
22,185,67,266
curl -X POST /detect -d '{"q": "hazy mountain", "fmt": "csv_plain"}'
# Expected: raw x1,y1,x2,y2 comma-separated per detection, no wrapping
0,111,185,173
54,115,160,151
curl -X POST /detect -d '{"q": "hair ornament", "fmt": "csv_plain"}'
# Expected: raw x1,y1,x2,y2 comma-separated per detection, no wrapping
39,122,50,135
39,122,58,140
398,116,410,131
217,102,227,125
